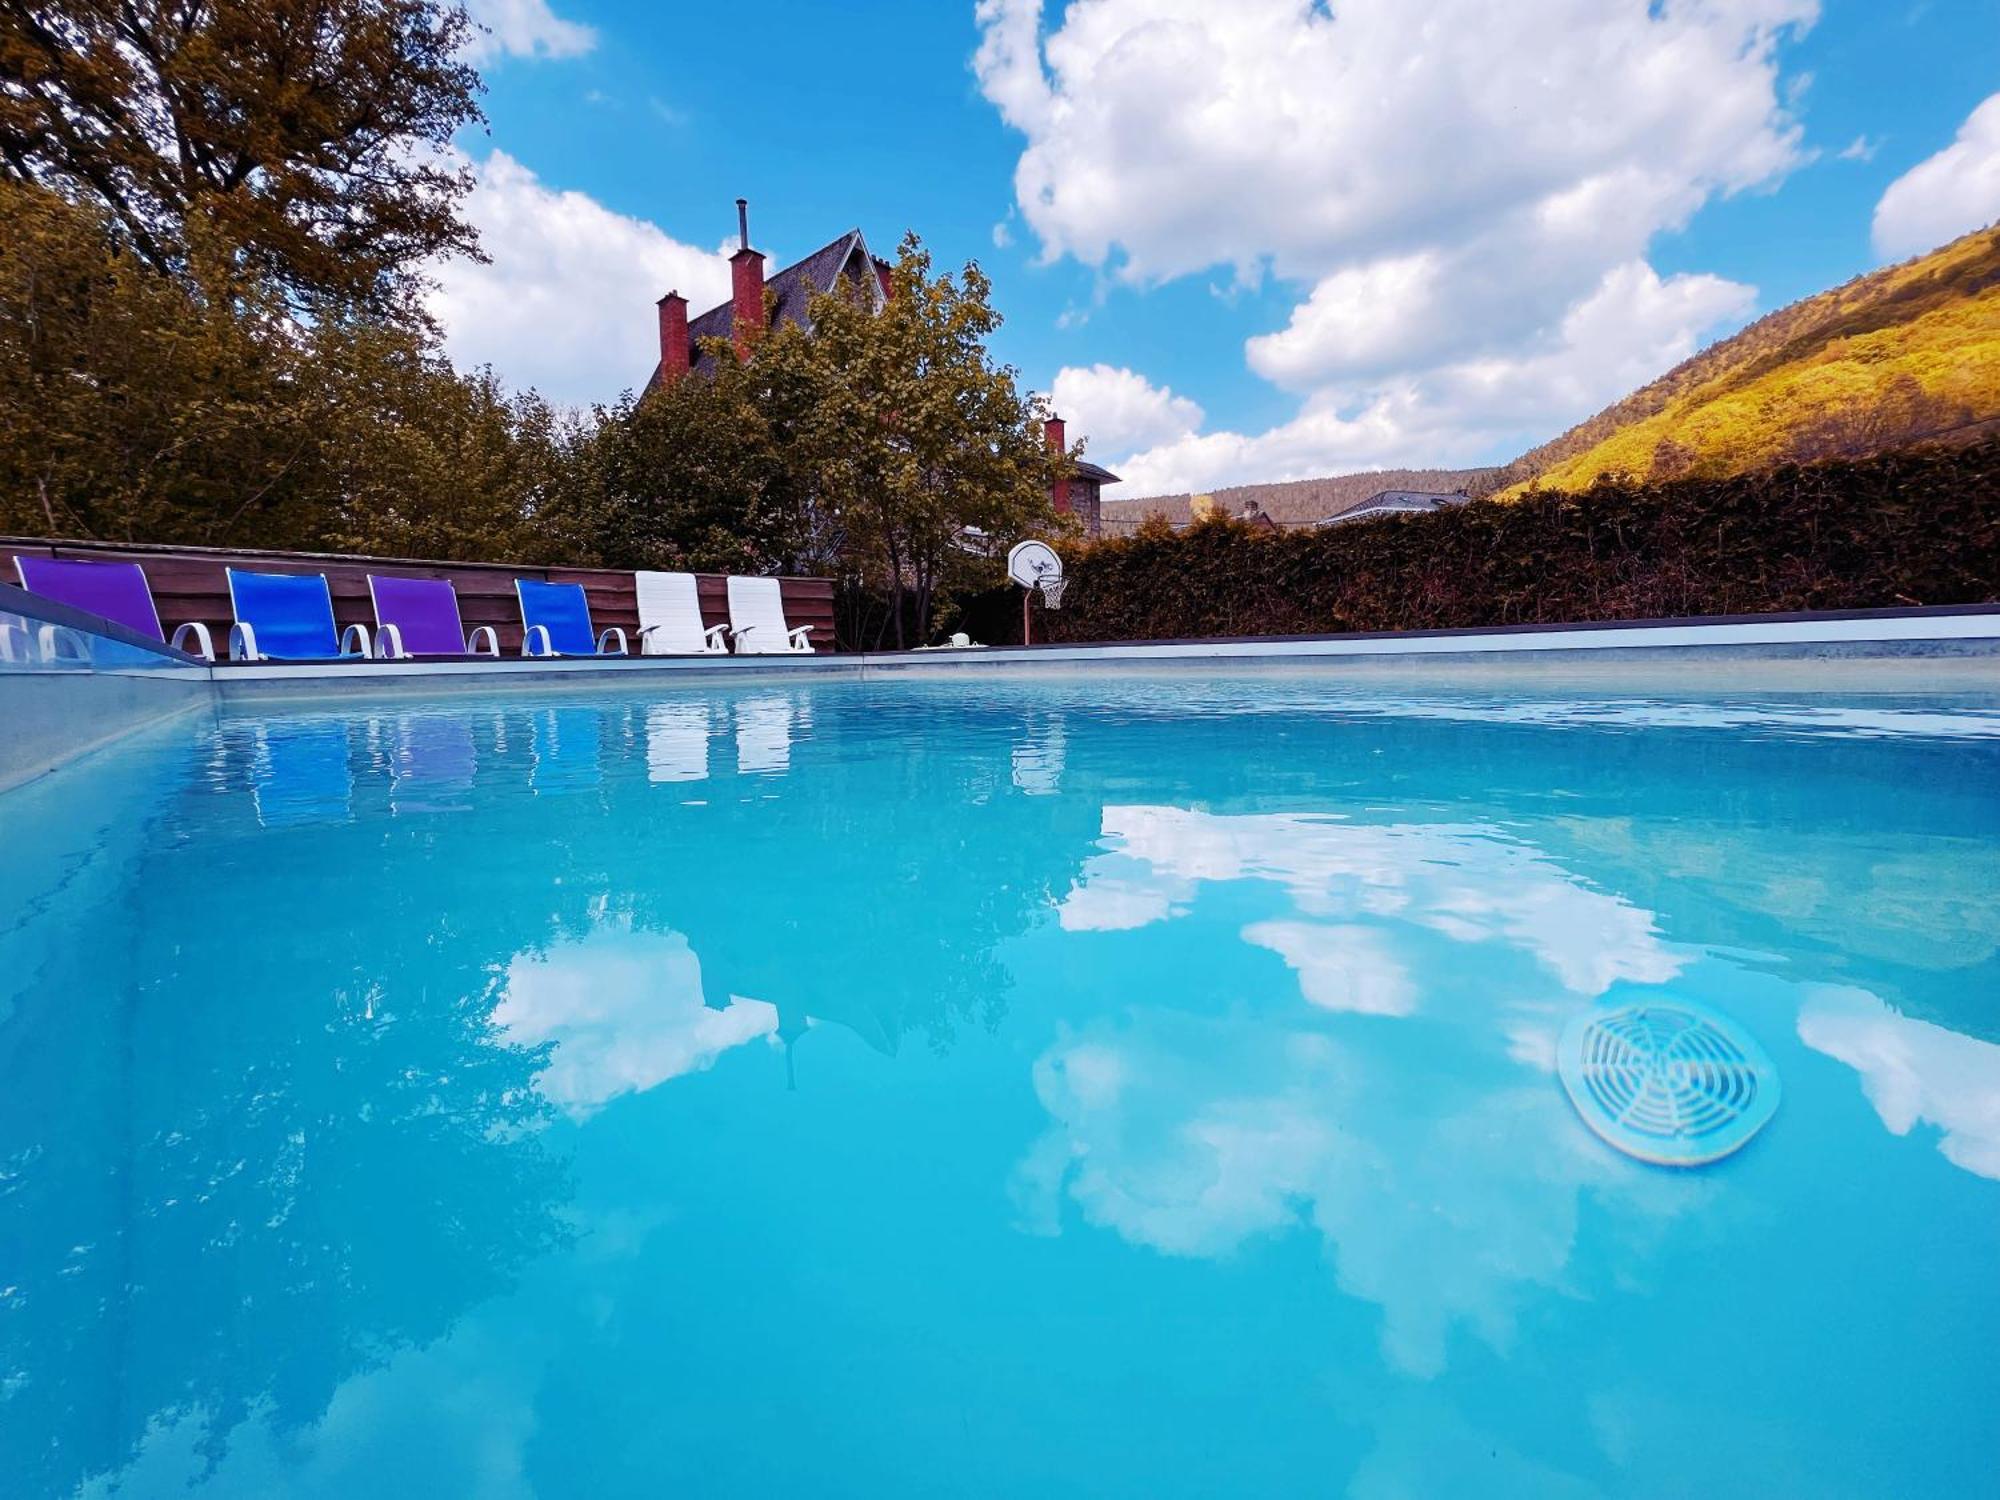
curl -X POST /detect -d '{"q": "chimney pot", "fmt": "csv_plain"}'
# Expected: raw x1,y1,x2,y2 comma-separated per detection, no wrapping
729,200,766,357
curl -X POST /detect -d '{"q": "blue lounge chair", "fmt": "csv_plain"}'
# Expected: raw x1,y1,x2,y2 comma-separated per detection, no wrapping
515,579,628,658
226,568,373,662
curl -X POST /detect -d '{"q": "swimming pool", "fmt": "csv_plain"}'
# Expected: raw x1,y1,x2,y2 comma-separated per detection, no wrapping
3,675,1997,1497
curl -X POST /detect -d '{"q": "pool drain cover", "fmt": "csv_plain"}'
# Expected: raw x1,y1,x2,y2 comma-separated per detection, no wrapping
1558,1001,1779,1166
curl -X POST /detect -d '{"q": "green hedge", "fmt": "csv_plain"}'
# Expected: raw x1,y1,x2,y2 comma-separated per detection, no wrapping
1050,441,2000,642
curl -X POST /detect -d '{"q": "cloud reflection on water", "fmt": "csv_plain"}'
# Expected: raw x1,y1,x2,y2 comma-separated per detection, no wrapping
1060,806,1683,999
1799,985,2000,1180
497,922,778,1118
1028,802,1706,1377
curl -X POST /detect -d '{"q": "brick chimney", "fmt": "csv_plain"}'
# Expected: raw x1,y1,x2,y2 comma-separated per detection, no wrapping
730,197,766,358
1044,414,1071,514
656,290,689,385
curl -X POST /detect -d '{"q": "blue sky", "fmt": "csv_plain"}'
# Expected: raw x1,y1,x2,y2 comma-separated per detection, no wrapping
435,1,2000,496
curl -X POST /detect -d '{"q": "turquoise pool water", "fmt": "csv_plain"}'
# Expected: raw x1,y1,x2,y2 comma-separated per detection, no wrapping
3,676,1997,1498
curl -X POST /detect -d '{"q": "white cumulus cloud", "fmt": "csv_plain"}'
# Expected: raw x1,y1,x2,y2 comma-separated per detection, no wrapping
1050,363,1204,455
977,0,1812,286
1872,91,2000,261
426,151,734,404
1102,262,1753,494
978,0,1814,487
462,0,597,61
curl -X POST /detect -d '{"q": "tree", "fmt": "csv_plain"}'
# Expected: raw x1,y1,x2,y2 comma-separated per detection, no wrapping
0,177,332,544
308,333,579,563
0,178,561,556
555,342,792,575
0,0,483,316
800,234,1064,645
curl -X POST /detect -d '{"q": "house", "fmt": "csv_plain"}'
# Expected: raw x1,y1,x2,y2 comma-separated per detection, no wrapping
1043,414,1119,539
1312,489,1470,527
646,200,892,390
647,201,1122,537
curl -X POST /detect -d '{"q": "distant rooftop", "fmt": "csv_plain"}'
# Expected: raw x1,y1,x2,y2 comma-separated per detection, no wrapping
1311,490,1471,527
1100,468,1496,532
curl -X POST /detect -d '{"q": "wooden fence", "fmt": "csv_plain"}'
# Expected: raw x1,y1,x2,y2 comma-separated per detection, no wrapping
0,536,837,656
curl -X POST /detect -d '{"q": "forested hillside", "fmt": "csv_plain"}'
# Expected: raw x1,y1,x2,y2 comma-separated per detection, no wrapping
1499,225,2000,494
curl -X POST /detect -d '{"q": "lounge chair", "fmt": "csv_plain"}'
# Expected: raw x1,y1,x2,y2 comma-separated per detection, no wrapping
725,575,813,654
635,570,729,655
515,579,628,658
14,555,216,660
368,574,499,659
226,567,373,662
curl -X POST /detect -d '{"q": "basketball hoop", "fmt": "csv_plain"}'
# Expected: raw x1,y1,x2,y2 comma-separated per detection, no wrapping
1007,539,1065,645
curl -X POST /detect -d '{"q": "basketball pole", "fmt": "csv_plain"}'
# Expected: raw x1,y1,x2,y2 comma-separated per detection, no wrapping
1022,586,1033,647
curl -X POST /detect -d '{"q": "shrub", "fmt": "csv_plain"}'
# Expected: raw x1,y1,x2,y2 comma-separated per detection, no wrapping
1047,441,2000,643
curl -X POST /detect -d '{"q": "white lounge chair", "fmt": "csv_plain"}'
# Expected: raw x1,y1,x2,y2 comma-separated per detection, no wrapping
725,576,813,654
635,571,729,655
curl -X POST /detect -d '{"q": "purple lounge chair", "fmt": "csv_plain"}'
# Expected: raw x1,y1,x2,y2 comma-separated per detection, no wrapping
367,575,499,659
13,555,216,660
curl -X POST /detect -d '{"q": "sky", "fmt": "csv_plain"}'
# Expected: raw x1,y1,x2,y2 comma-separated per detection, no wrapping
431,0,2000,498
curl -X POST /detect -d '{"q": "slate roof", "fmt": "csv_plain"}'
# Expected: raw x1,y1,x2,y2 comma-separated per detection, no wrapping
1312,489,1469,526
645,229,889,391
1074,459,1121,486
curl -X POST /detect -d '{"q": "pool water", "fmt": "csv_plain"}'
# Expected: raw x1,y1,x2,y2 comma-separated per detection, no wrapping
3,676,1997,1498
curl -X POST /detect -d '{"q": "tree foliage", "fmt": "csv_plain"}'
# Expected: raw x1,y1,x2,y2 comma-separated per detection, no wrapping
0,178,558,553
0,175,1059,614
798,235,1064,644
0,0,484,316
551,237,1065,641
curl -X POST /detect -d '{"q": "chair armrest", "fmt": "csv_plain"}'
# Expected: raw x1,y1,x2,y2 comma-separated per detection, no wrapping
37,623,91,663
597,626,629,656
170,621,215,661
522,624,554,658
376,622,406,660
339,623,373,658
0,620,24,663
704,624,730,652
229,622,262,661
467,625,499,657
787,625,813,650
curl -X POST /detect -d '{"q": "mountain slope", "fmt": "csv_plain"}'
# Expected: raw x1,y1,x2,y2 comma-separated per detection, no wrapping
1499,225,2000,495
1099,466,1498,531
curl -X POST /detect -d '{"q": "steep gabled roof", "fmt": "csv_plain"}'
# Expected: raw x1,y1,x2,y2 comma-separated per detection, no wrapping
645,229,889,391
